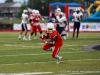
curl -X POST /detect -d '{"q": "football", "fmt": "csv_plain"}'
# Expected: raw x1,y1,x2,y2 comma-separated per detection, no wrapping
40,35,46,40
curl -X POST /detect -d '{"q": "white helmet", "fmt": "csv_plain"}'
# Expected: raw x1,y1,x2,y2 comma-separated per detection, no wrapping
32,9,36,14
35,10,40,15
47,23,55,33
23,9,28,13
76,8,80,11
56,8,61,13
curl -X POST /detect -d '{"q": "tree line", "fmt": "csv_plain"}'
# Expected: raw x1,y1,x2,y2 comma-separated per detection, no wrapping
5,0,94,16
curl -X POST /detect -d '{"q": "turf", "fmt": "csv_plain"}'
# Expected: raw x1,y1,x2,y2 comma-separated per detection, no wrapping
0,32,100,75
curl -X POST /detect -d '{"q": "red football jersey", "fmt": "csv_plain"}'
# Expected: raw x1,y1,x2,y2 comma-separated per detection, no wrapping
32,14,41,23
49,30,63,45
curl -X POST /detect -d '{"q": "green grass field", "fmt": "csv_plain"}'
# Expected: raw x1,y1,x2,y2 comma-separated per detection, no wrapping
1,19,48,24
0,32,100,75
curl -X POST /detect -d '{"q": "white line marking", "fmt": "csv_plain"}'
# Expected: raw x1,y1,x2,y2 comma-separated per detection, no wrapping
4,44,18,47
4,44,42,48
0,46,42,51
0,48,34,51
64,44,78,47
0,72,53,75
63,48,80,51
0,51,84,57
1,59,100,66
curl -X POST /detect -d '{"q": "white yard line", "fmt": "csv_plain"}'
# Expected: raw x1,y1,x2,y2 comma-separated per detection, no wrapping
0,47,81,51
0,46,42,51
64,44,78,47
0,72,53,75
0,41,24,44
0,48,34,51
63,48,81,51
0,53,51,57
1,59,100,66
0,51,84,57
4,44,42,48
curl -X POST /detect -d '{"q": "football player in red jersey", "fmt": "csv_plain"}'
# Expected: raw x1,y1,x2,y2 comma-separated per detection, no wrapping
29,10,46,40
29,9,38,40
40,23,63,64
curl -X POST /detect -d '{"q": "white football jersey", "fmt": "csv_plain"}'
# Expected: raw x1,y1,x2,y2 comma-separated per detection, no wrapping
58,16,67,27
21,13,28,23
56,15,60,21
79,12,83,16
73,12,83,22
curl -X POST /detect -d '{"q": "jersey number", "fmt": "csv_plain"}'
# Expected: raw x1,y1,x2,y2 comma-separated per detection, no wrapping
35,18,40,20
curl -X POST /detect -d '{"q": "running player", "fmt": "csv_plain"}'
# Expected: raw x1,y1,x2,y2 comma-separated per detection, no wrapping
57,12,68,40
40,23,63,64
72,8,83,38
28,10,46,40
29,9,38,40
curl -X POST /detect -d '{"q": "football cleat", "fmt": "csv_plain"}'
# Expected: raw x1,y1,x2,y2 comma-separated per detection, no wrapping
63,36,67,40
28,35,32,40
57,56,62,64
23,37,28,40
18,35,21,39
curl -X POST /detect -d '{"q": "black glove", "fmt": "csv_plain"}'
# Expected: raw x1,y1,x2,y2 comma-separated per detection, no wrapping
29,19,32,23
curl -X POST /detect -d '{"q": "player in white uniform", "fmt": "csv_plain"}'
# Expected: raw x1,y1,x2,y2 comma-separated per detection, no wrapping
18,9,29,40
57,12,68,40
72,8,83,38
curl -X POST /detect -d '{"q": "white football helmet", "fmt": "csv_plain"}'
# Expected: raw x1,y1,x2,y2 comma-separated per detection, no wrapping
76,8,80,11
56,8,61,13
47,23,55,33
35,10,40,15
23,9,28,13
32,9,36,14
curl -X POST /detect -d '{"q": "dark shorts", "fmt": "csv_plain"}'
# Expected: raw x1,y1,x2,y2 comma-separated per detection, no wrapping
21,23,28,32
74,22,80,31
56,24,64,34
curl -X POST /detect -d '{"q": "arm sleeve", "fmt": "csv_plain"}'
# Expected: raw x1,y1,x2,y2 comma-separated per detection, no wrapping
41,18,44,21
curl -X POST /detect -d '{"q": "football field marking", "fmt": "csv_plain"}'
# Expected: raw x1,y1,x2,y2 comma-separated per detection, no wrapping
1,59,100,66
0,51,84,57
0,72,53,75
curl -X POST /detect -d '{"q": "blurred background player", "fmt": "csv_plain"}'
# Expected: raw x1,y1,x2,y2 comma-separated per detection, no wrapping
29,9,37,40
49,7,68,40
48,8,61,23
72,8,83,38
55,8,61,16
57,12,68,40
48,12,56,23
40,23,63,64
18,9,29,40
28,10,46,40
